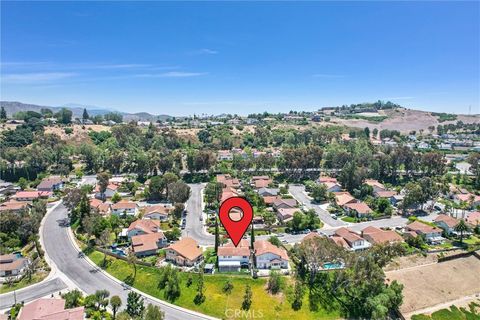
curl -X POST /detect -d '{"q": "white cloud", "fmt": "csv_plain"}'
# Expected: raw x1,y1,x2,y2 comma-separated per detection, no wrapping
190,48,219,55
2,72,77,83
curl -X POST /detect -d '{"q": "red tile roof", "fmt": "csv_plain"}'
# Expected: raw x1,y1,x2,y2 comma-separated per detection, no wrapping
167,237,203,261
132,232,165,253
128,219,161,234
434,214,459,228
254,240,288,261
18,298,84,320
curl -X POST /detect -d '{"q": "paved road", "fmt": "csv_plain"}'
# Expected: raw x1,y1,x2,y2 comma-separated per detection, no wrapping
289,185,347,227
40,202,213,320
0,278,67,310
183,184,215,246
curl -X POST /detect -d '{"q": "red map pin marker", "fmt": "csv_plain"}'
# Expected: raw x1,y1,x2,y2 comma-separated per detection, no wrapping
219,197,253,247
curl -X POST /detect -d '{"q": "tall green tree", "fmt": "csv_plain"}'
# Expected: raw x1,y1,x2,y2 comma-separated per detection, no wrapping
454,219,470,244
0,106,7,120
110,295,122,319
126,291,144,318
82,108,89,120
143,304,165,320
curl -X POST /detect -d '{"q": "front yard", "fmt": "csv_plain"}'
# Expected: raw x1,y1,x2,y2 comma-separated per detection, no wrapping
88,250,340,320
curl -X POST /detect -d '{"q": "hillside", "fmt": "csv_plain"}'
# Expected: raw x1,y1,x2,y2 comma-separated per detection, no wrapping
0,101,172,122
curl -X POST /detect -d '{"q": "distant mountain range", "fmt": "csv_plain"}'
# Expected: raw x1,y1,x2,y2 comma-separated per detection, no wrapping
0,101,172,122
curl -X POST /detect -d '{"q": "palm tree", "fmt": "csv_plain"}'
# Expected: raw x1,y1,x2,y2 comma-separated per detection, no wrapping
127,251,137,280
454,219,470,244
96,230,111,267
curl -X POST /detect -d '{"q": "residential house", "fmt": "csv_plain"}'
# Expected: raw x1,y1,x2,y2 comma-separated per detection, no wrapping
252,176,273,189
127,219,161,238
466,211,480,226
131,232,167,257
220,187,239,203
318,176,338,184
95,183,119,199
344,202,373,217
333,192,356,207
17,298,84,320
143,205,171,221
217,150,233,161
0,181,17,196
262,195,279,206
365,179,386,193
257,187,279,197
0,254,28,277
273,198,297,210
217,239,250,272
405,221,444,244
361,226,403,245
434,214,460,235
217,174,240,189
165,237,204,267
322,181,342,193
111,201,138,216
453,193,480,208
89,199,111,215
254,240,289,269
276,207,298,223
374,190,398,204
332,227,371,251
0,200,30,213
12,191,51,201
37,177,64,192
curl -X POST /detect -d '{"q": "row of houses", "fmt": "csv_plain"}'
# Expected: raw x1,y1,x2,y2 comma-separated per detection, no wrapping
217,239,289,272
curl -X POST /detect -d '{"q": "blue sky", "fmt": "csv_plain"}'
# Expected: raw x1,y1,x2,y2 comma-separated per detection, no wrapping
1,1,479,116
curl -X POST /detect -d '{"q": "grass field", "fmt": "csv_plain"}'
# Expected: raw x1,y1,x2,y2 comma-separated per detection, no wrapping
88,251,340,320
411,302,480,320
0,272,48,294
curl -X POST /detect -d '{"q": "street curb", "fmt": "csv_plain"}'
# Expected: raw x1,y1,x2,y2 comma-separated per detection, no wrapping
66,227,218,320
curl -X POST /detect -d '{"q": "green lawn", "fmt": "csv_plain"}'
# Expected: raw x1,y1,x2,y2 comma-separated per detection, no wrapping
411,302,480,320
88,251,340,320
341,216,356,223
0,272,48,294
463,235,480,246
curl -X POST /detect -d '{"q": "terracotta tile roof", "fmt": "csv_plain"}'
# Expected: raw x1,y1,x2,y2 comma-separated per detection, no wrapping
407,221,442,235
111,201,137,210
466,211,480,225
334,192,356,206
167,237,203,261
318,176,337,183
128,219,160,234
361,226,403,244
216,174,240,188
323,181,340,189
303,232,321,242
335,227,363,244
0,257,27,272
255,179,272,189
37,177,63,190
365,179,385,190
344,201,372,214
273,198,297,208
221,189,239,203
254,240,289,261
18,299,84,320
131,232,165,253
277,207,298,220
263,195,279,205
455,193,480,202
375,190,398,198
434,214,459,228
144,205,170,215
330,236,350,249
252,175,270,181
12,191,51,199
218,239,250,257
0,200,29,211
